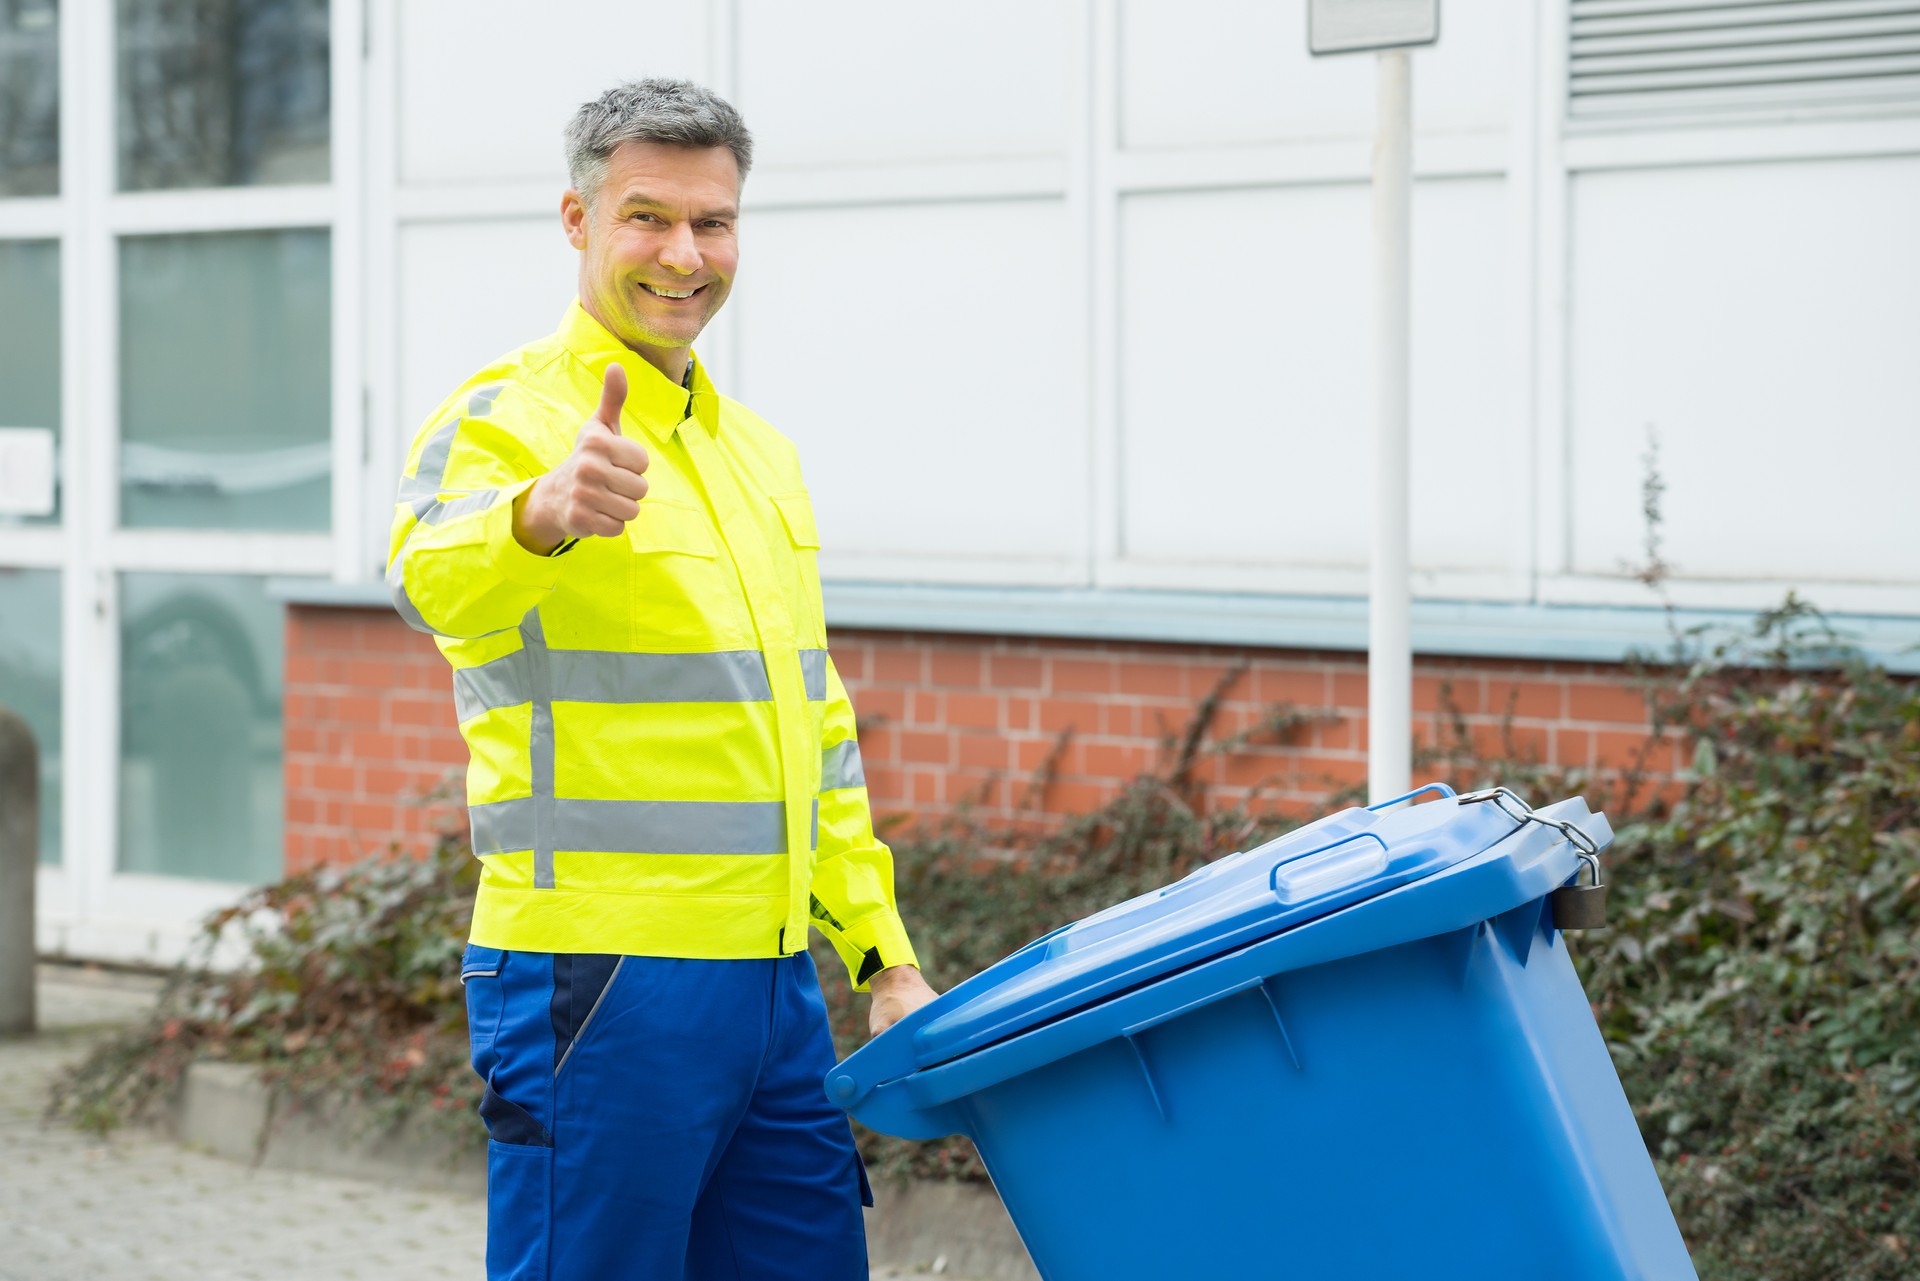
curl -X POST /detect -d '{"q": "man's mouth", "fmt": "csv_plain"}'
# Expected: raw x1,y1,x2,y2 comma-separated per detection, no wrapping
641,283,703,300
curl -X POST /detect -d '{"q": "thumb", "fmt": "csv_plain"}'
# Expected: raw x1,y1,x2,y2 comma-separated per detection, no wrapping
595,362,628,434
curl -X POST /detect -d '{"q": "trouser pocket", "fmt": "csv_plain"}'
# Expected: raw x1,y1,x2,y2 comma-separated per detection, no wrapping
486,1137,553,1281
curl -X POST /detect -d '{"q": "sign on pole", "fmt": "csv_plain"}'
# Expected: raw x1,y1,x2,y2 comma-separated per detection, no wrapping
1308,0,1439,55
1309,1,1437,805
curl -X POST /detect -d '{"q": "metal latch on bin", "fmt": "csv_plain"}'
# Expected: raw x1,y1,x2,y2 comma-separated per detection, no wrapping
1458,786,1608,930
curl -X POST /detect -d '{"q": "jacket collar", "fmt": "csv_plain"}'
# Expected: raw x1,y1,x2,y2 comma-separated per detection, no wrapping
556,299,719,444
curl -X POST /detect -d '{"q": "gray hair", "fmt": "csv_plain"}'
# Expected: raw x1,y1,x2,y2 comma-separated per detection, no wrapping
564,78,753,209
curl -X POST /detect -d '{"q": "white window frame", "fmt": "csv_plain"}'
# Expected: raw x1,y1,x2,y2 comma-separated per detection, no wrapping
0,0,364,964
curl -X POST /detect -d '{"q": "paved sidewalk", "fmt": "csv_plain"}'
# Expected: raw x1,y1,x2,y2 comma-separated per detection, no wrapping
0,965,960,1280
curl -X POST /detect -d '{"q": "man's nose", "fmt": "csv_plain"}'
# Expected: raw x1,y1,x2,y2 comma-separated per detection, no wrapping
658,221,702,275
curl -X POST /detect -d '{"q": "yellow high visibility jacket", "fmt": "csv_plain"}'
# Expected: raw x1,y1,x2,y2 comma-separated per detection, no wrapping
386,301,916,989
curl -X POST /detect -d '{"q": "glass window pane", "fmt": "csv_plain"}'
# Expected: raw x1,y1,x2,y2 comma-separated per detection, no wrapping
118,572,282,882
117,0,329,192
0,239,61,525
119,229,330,530
0,0,59,197
0,567,61,865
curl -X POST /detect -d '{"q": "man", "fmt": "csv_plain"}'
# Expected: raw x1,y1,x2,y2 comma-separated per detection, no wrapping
386,78,938,1281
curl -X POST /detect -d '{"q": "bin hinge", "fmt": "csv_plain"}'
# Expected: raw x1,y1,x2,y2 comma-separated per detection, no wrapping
1457,786,1607,930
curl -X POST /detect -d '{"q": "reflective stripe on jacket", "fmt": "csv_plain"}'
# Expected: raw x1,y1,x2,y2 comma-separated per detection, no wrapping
386,301,916,989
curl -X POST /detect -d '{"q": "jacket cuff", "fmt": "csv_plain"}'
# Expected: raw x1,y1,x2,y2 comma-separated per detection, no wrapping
487,478,572,590
841,910,919,992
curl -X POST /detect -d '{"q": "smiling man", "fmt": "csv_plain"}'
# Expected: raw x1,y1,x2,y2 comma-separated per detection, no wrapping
386,79,937,1281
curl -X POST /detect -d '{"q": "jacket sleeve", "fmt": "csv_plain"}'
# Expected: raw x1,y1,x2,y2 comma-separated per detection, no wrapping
385,391,572,640
809,654,920,991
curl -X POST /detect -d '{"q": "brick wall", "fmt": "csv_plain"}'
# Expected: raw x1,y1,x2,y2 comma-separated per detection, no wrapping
828,631,1686,826
283,607,467,874
282,607,1683,873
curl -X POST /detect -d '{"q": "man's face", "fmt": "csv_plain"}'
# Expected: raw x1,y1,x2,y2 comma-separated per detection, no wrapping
564,140,740,357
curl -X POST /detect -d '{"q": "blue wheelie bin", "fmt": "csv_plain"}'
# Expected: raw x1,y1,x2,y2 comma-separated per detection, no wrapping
829,784,1696,1280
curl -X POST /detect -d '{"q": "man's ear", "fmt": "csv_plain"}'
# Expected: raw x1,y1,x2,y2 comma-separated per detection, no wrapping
561,189,589,251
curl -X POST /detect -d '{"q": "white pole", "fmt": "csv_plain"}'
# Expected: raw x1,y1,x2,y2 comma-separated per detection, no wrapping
1369,48,1413,805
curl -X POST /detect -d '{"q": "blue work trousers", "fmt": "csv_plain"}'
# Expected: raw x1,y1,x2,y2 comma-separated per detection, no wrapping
462,945,873,1281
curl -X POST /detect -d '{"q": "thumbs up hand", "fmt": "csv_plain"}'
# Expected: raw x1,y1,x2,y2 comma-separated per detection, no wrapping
512,363,652,554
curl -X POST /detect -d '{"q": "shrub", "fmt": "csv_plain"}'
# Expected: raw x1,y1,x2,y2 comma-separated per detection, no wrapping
52,838,482,1148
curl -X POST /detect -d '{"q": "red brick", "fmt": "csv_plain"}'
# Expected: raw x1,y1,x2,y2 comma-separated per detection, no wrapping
1081,742,1153,780
856,686,906,724
987,654,1045,690
857,726,898,764
1416,674,1482,716
332,694,383,728
930,650,984,688
863,766,905,804
1329,670,1368,709
349,802,399,834
1568,682,1652,727
388,697,448,730
957,733,1009,771
310,762,355,794
1037,697,1103,734
1554,727,1595,769
1485,678,1563,721
871,647,925,685
1014,737,1066,775
909,690,941,726
828,643,869,683
1043,781,1110,815
945,693,1001,730
361,766,436,800
1296,754,1369,789
1594,731,1670,773
1255,667,1328,707
899,731,952,766
1052,658,1116,695
1184,662,1242,701
1116,660,1184,699
1469,722,1550,764
1006,696,1037,732
349,730,400,760
910,770,943,805
1215,751,1292,790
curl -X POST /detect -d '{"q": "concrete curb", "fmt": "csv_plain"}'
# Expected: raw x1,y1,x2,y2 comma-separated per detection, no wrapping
164,1058,1040,1279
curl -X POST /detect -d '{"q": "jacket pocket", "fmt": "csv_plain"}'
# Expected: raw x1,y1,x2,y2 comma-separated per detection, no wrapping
628,498,718,558
627,499,747,648
769,491,820,549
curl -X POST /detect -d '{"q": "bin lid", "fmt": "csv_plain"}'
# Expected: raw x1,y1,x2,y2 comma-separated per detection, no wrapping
908,784,1523,1069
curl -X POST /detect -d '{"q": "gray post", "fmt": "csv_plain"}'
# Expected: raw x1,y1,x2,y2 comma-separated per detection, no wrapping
0,706,37,1036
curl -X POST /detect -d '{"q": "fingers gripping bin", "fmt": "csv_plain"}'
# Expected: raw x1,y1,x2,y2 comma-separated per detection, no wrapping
829,786,1697,1281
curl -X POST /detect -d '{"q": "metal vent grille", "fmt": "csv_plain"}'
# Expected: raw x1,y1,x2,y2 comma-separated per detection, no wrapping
1570,1,1920,121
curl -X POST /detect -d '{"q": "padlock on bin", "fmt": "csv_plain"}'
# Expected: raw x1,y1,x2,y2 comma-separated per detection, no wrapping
1460,785,1611,931
832,784,1694,1281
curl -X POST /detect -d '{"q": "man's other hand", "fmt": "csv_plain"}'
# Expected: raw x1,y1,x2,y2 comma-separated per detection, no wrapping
867,964,938,1039
512,363,651,554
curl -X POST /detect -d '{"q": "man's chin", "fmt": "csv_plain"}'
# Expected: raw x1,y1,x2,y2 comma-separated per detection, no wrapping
615,315,705,356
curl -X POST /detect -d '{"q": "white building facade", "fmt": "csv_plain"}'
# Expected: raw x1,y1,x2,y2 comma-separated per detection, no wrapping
3,0,1917,960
